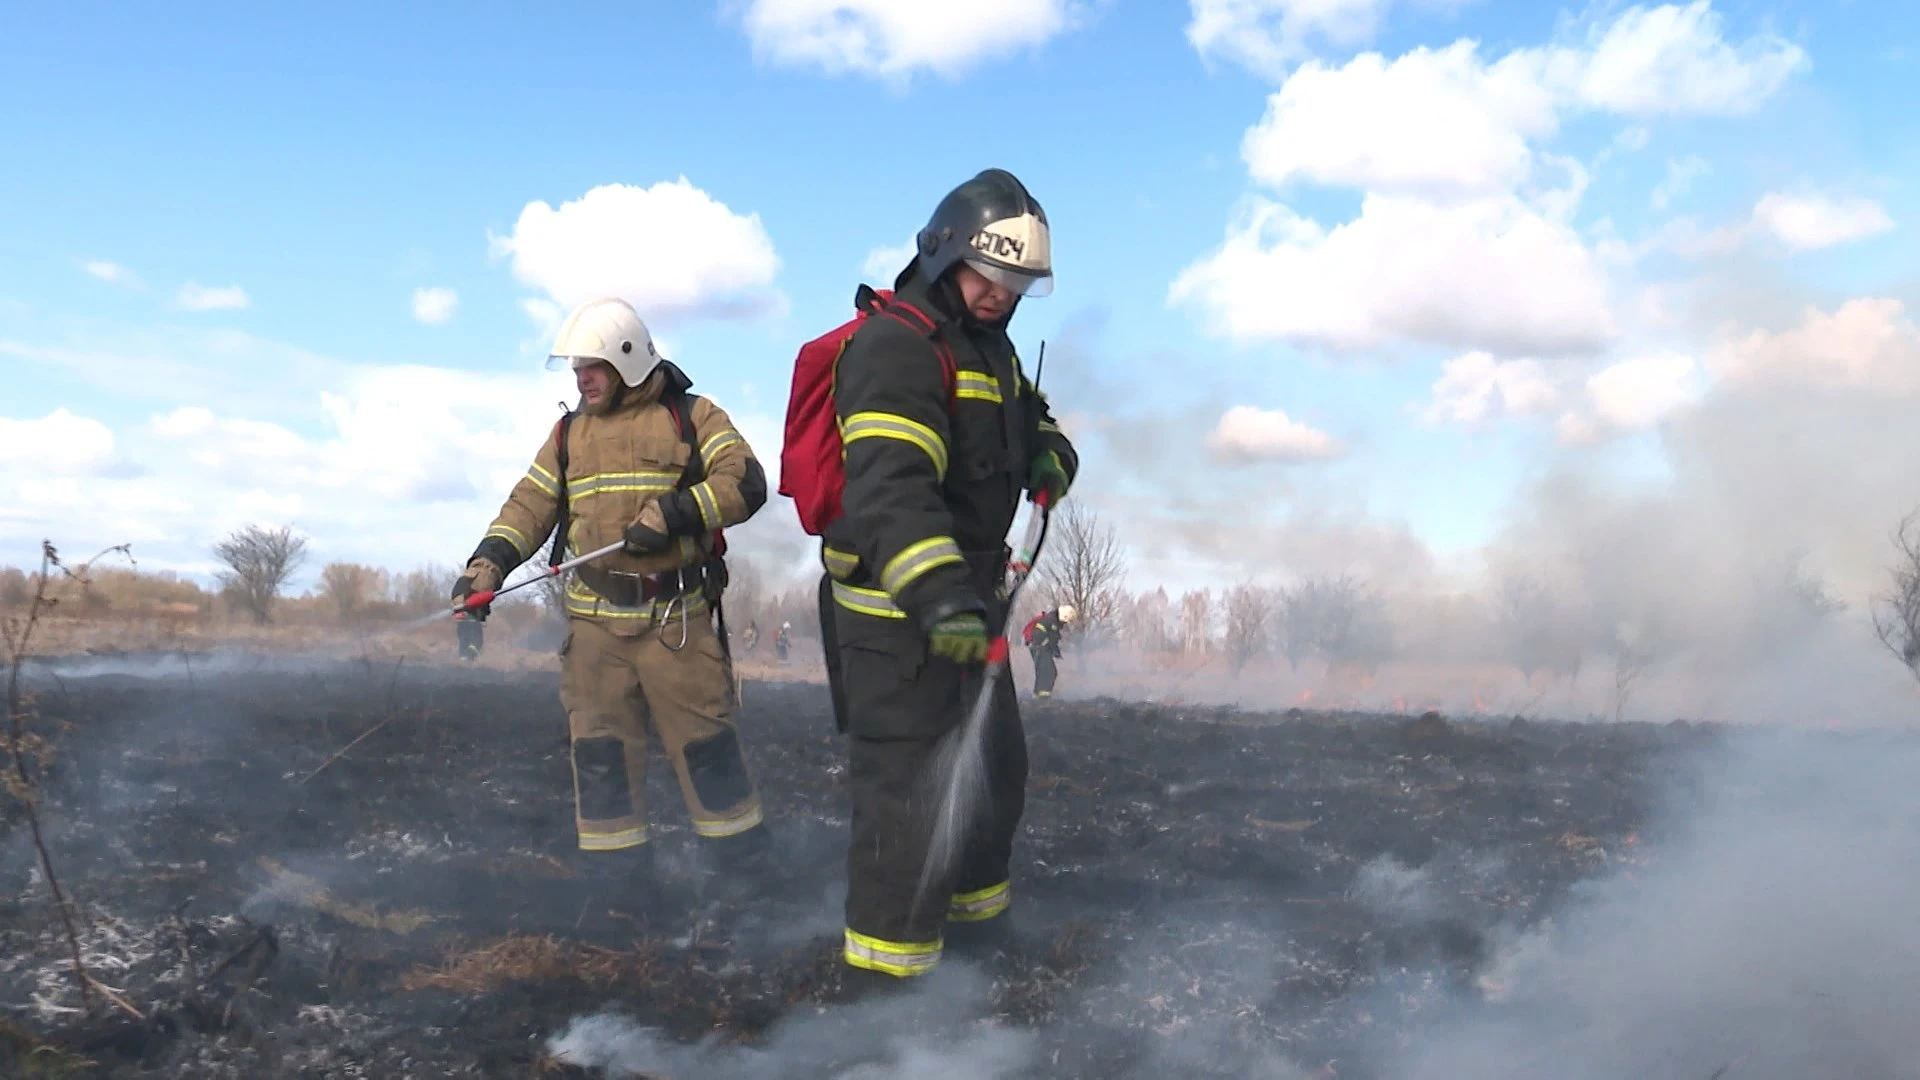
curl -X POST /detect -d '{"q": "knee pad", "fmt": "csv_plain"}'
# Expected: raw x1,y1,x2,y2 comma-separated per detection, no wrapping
572,736,632,820
683,728,753,810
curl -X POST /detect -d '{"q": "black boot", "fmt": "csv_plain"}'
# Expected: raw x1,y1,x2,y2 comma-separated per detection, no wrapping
943,913,1017,960
698,824,773,901
573,842,656,885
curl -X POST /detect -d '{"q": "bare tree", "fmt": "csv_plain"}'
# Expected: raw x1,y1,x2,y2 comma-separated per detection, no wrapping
392,563,460,615
212,524,309,624
1037,501,1127,641
1121,587,1173,652
1871,509,1920,684
1495,574,1584,686
1177,589,1213,653
1738,550,1842,662
318,562,386,622
1222,582,1276,675
1278,574,1395,675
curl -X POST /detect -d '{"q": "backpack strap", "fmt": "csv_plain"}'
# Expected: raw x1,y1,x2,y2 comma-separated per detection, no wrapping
877,299,958,413
548,408,575,568
666,390,703,489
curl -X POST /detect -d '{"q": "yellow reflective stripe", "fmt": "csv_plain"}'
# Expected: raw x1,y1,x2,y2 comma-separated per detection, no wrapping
699,428,744,465
567,471,680,499
484,523,532,557
948,880,1010,922
690,482,721,530
692,800,763,838
831,581,907,620
840,411,947,480
844,929,941,977
564,580,710,622
577,825,647,851
1037,420,1061,435
955,371,1002,404
821,544,860,581
880,536,963,597
525,463,560,497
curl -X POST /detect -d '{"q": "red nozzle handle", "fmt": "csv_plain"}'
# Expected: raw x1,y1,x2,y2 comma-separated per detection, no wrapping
986,637,1010,665
461,589,497,611
1033,489,1053,509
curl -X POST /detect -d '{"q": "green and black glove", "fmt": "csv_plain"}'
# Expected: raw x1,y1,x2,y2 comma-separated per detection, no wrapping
927,610,991,664
1027,450,1069,505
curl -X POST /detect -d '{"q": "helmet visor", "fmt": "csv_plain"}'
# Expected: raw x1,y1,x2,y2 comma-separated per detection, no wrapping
544,352,602,372
964,256,1053,298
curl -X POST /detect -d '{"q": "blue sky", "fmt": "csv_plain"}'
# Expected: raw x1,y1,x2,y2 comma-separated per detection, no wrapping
2,0,1914,598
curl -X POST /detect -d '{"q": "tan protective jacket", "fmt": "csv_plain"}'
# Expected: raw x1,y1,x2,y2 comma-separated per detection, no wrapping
471,368,765,632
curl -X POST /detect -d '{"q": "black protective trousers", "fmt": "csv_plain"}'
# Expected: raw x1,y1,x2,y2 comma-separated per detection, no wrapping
1030,647,1058,696
818,572,1029,977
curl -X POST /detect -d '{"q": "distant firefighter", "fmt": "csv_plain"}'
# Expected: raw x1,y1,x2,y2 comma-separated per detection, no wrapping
775,621,791,662
1022,603,1075,698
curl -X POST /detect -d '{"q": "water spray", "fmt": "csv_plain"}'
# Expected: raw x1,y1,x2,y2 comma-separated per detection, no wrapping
914,488,1054,917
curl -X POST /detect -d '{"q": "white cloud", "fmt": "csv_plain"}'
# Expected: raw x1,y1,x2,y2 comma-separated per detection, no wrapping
1421,350,1560,426
1564,0,1807,116
1177,2,1809,356
1169,193,1616,355
1706,298,1920,394
1750,192,1895,250
0,408,123,476
490,178,783,325
1205,404,1345,464
1187,0,1471,80
1241,41,1559,199
1557,351,1702,442
177,283,251,311
81,259,140,287
862,239,917,281
411,286,459,325
732,0,1091,81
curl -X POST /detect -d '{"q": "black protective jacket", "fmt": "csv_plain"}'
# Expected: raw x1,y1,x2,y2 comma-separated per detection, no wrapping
824,263,1078,629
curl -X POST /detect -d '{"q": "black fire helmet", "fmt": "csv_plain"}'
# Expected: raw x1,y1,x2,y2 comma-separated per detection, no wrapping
913,168,1054,298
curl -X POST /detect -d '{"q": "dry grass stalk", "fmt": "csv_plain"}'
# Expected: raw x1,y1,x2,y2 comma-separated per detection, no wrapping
4,540,140,1019
398,934,658,994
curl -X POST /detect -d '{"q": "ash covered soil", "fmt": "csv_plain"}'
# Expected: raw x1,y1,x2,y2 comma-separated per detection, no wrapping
2,657,1721,1078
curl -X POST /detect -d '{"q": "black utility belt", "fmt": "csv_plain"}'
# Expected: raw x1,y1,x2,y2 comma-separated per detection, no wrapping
579,564,712,608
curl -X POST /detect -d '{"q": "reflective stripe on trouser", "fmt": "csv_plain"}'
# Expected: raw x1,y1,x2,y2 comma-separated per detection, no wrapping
558,614,762,852
948,880,1010,922
830,593,1029,973
844,929,941,977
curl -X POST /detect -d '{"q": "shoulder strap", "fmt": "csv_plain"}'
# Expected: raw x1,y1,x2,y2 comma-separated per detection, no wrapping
548,408,575,568
667,391,702,489
878,300,958,412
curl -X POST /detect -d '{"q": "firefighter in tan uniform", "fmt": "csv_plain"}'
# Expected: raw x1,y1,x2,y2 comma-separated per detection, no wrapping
453,296,771,879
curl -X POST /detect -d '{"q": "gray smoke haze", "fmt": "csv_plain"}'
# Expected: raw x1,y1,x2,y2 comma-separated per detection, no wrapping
1034,293,1920,728
545,964,1039,1078
1387,727,1920,1079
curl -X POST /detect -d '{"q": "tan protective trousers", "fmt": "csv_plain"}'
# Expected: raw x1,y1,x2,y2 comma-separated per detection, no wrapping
558,614,763,851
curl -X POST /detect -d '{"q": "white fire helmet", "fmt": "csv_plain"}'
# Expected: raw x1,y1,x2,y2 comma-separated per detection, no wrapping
544,297,663,388
1058,604,1077,622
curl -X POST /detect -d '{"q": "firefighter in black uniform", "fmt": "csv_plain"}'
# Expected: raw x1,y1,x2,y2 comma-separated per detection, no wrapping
818,168,1078,986
1024,603,1074,698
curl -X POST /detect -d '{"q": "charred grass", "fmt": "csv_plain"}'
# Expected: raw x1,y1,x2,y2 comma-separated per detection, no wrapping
0,656,1721,1077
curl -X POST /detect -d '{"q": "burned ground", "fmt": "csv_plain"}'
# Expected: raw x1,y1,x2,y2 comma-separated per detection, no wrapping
2,655,1724,1078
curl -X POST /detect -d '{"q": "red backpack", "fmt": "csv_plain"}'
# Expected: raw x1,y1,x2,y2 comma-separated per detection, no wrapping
779,284,957,535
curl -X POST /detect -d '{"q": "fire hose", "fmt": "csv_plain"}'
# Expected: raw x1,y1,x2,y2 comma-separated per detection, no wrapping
450,539,626,617
914,489,1054,914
